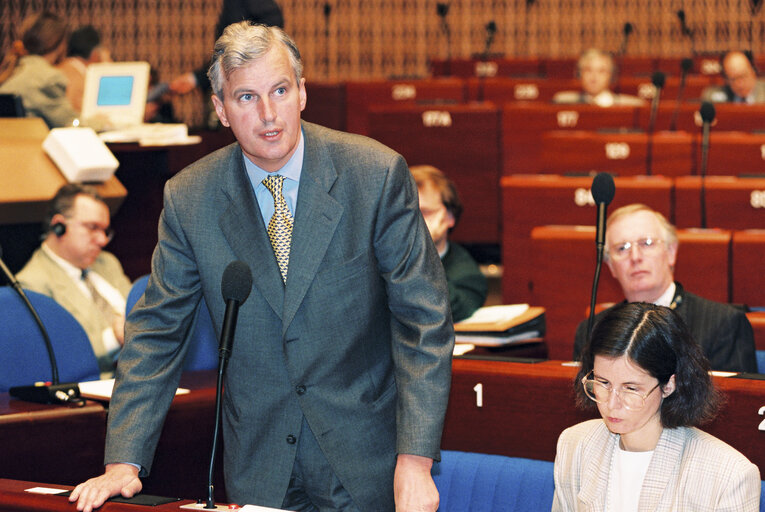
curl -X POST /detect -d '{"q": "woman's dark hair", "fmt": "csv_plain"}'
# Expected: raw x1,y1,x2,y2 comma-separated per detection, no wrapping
575,302,721,428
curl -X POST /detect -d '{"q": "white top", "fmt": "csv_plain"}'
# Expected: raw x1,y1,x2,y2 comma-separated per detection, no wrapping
606,444,654,512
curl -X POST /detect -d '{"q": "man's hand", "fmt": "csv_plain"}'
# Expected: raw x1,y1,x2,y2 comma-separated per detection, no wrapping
393,453,438,512
69,463,142,512
112,313,126,345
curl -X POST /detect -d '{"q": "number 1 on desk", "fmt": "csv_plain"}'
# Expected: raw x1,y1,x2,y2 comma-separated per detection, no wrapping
473,383,483,408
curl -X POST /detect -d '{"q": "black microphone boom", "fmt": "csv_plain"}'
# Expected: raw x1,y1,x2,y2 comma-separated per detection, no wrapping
699,101,716,229
587,173,615,339
669,58,693,131
619,22,634,55
482,21,497,60
646,71,666,175
205,260,253,510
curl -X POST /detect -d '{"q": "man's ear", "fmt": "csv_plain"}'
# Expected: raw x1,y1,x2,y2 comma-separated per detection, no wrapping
211,94,230,127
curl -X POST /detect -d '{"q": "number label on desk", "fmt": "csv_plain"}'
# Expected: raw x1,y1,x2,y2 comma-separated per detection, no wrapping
605,142,630,160
759,406,765,431
422,110,453,127
473,383,483,408
751,190,765,208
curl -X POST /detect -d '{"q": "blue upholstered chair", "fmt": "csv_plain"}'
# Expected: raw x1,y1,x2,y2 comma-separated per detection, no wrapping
432,451,555,512
757,351,765,374
0,287,100,392
126,275,218,371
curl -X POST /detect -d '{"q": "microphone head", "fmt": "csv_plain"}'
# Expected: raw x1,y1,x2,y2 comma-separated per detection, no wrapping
591,173,616,206
323,3,331,16
623,22,633,36
486,21,497,34
681,58,693,72
699,101,716,123
436,3,449,17
651,71,666,88
221,261,253,304
677,9,686,23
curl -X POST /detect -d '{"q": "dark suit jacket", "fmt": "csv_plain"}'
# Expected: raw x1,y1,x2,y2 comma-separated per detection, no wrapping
105,122,454,509
441,242,487,322
573,282,756,373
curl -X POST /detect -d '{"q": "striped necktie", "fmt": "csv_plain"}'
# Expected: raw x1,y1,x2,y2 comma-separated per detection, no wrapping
262,175,293,283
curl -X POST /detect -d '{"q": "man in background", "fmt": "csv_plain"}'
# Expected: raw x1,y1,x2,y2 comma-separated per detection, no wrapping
702,50,765,104
58,25,110,111
573,203,756,372
411,165,487,321
18,184,131,377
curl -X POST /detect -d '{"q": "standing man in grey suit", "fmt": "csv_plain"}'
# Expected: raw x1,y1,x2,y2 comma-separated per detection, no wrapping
71,22,454,512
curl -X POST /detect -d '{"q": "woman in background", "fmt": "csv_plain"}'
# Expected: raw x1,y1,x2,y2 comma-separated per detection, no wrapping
553,302,760,511
0,11,79,128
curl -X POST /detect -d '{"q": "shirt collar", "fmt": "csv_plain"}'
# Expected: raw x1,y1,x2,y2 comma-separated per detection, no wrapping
654,282,676,308
243,128,304,184
41,242,85,281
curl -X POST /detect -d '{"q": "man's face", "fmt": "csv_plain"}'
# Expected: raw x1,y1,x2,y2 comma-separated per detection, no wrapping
605,210,677,303
724,53,757,99
212,46,307,172
580,55,612,97
418,181,454,253
54,195,112,269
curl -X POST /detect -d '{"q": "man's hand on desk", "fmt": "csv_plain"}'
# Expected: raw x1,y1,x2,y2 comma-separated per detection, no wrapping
69,463,142,512
393,453,439,512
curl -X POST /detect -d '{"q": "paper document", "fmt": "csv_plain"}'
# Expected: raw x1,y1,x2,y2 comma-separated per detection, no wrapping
78,378,189,401
458,304,529,326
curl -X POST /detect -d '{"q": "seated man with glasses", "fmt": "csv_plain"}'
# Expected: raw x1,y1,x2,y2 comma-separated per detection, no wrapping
573,203,756,373
555,302,760,511
17,183,132,377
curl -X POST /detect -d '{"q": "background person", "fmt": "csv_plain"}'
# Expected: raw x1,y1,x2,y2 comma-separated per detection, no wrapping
70,22,453,512
702,50,765,104
57,25,111,112
573,203,756,373
17,184,132,377
0,11,79,127
555,302,760,511
411,165,487,322
552,48,644,107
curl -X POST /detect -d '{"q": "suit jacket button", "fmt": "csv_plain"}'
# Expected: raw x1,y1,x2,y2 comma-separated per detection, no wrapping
286,435,297,444
296,385,306,395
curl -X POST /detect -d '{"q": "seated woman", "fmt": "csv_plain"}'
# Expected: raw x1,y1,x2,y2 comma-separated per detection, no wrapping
552,49,644,107
553,302,760,511
0,11,79,128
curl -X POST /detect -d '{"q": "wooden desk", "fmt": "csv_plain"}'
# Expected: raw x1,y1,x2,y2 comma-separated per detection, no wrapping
638,103,765,133
540,131,694,176
732,230,765,308
442,358,765,472
431,57,543,78
674,176,765,229
501,174,673,303
0,478,198,511
344,78,466,135
367,103,502,244
529,225,731,359
702,133,765,176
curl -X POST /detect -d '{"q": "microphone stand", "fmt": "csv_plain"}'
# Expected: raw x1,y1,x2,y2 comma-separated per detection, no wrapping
700,120,710,229
669,59,692,131
587,203,607,337
436,3,451,76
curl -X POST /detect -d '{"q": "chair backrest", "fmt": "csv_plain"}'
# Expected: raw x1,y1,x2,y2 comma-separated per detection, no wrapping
126,275,218,371
757,351,765,374
0,287,100,392
432,450,554,512
0,94,26,117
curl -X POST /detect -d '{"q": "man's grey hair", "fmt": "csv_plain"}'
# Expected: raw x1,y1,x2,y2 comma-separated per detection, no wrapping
207,22,303,100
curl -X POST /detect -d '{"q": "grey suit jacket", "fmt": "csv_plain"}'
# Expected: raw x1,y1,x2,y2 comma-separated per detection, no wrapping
553,419,761,511
105,121,454,509
701,79,765,103
17,247,132,374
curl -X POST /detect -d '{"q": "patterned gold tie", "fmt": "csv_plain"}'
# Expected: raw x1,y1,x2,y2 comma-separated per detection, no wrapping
262,175,293,283
81,270,116,326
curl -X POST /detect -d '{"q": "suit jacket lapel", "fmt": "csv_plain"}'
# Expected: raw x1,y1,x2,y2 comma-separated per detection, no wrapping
638,427,684,511
578,424,615,512
282,126,343,333
218,147,285,318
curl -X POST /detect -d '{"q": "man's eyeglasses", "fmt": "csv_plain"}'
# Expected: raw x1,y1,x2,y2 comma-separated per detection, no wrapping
608,236,662,261
581,370,660,411
69,219,114,242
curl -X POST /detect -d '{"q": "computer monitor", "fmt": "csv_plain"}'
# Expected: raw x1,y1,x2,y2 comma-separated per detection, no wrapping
80,61,150,129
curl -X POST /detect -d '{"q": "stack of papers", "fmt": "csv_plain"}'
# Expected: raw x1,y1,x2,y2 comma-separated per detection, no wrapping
454,304,546,346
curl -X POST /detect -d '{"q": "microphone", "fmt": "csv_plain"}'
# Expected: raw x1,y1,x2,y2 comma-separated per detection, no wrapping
669,58,693,131
205,261,252,510
0,245,81,405
323,3,332,75
482,21,497,60
677,10,696,54
619,22,634,55
645,71,666,175
436,3,452,72
587,173,616,338
699,101,716,229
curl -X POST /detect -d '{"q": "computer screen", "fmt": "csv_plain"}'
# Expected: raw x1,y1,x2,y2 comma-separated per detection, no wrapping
81,61,150,129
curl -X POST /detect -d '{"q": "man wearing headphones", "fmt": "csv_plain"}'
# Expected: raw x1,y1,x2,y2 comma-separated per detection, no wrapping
17,183,132,377
702,50,765,104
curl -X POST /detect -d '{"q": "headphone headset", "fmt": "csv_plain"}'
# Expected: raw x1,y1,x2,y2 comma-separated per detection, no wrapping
51,221,66,237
